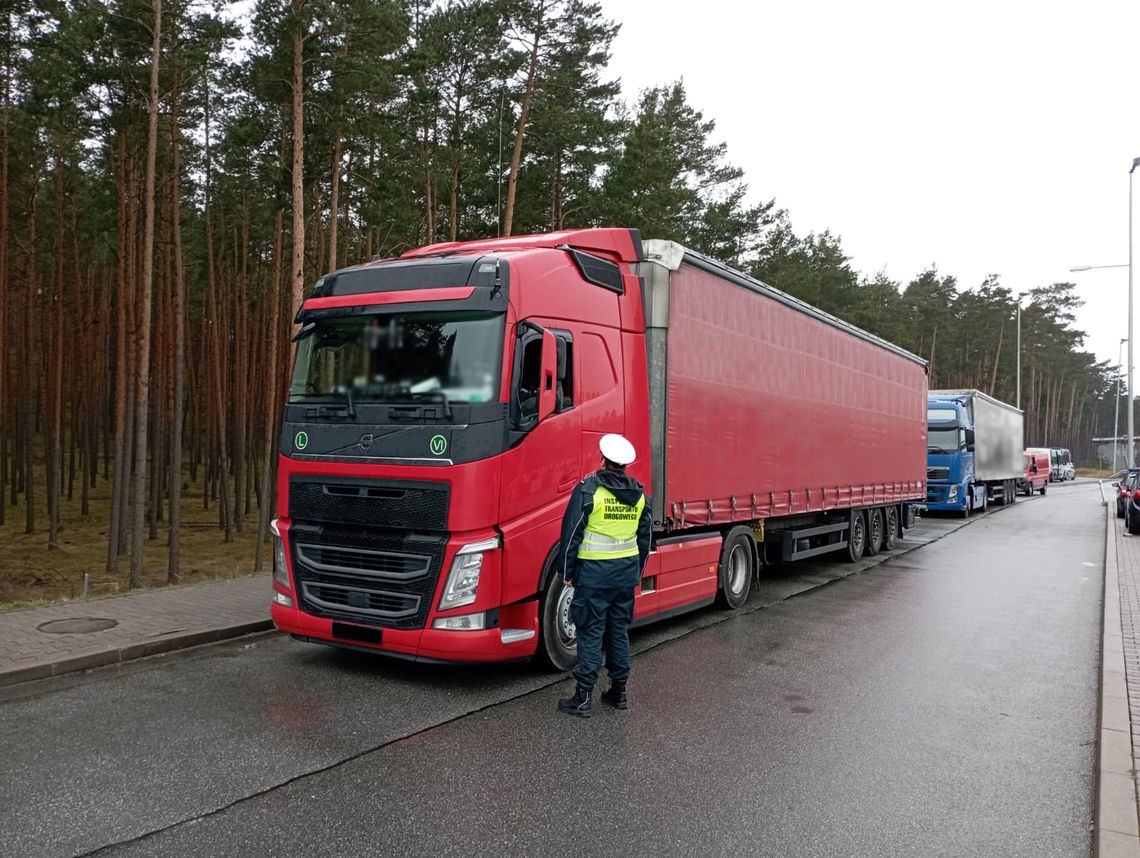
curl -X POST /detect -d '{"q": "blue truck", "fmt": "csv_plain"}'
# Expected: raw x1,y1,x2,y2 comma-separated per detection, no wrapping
926,389,1024,516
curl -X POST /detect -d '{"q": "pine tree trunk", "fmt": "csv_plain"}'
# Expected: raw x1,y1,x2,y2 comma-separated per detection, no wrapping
168,93,186,583
290,4,305,335
129,0,163,589
255,210,285,574
47,155,65,547
0,12,9,529
23,172,37,535
503,11,544,237
328,125,342,271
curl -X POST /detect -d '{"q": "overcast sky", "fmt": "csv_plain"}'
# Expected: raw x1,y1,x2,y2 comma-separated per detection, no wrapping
599,0,1140,368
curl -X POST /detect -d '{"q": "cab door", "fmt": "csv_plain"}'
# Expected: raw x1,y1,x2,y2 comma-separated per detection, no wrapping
498,321,582,605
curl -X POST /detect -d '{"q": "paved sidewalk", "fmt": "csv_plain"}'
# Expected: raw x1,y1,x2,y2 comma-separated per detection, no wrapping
1099,484,1140,856
0,574,272,687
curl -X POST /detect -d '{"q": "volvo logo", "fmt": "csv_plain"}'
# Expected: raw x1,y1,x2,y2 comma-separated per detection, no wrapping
359,433,374,451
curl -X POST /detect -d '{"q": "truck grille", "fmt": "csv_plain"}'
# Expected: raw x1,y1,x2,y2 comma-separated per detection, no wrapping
294,544,431,580
288,523,446,630
300,582,420,620
289,477,449,531
927,467,950,482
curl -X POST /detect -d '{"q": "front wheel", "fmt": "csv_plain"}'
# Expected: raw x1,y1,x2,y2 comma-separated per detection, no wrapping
716,526,755,610
537,570,578,672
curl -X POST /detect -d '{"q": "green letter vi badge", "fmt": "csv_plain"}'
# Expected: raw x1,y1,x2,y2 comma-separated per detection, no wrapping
430,435,447,456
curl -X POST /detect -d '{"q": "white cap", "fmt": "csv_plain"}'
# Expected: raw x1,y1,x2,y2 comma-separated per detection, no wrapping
600,433,636,466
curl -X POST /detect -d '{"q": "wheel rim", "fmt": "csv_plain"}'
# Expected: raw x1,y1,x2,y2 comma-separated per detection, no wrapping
853,517,864,552
727,544,749,595
555,584,576,647
886,509,897,542
871,513,882,546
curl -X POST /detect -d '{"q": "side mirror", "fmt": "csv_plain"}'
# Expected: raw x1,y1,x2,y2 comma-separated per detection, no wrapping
964,428,975,446
1113,481,1121,488
537,329,558,422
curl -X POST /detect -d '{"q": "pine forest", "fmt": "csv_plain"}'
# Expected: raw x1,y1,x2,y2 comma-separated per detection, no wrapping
0,0,1118,603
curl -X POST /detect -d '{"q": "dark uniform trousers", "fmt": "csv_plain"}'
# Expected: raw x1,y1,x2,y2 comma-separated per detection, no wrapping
572,586,635,688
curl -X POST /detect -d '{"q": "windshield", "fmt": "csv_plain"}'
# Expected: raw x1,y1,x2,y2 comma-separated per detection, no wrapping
289,311,504,405
927,427,961,453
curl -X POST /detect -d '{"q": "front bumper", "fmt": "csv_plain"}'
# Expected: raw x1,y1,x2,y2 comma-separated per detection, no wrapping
270,600,540,663
925,481,966,511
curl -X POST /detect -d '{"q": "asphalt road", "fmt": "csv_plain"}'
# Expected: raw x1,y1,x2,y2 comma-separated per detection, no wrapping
0,483,1102,857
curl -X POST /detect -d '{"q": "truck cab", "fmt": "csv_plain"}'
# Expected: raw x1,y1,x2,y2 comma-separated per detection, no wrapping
270,228,650,665
925,398,979,514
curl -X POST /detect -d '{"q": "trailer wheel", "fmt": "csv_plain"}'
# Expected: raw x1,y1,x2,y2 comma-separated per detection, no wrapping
865,508,883,556
883,506,899,550
536,565,578,673
1009,481,1017,504
845,511,867,562
716,526,754,610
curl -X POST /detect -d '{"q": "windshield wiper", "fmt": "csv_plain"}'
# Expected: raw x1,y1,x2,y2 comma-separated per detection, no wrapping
409,390,453,419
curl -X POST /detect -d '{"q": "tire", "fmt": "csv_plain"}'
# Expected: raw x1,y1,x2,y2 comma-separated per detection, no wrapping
1131,513,1140,537
1119,499,1126,519
846,510,867,562
1009,481,1017,504
716,526,755,610
536,564,578,672
865,508,883,556
883,506,899,550
1039,481,1047,496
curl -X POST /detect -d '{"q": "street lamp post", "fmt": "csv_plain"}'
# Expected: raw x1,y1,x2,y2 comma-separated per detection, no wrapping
1116,337,1127,470
1130,157,1140,465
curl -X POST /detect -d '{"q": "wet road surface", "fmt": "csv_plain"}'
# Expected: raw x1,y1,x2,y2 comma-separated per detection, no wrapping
0,484,1103,857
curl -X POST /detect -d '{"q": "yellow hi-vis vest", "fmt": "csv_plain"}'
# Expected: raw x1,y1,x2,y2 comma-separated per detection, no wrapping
577,485,644,560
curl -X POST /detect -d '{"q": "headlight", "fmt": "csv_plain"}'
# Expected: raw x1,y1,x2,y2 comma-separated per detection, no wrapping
438,536,500,611
271,519,290,591
273,590,294,608
949,485,959,498
432,612,486,631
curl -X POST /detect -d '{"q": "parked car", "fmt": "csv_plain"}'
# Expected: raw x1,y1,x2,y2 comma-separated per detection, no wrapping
1020,448,1051,496
1116,468,1140,518
1050,447,1075,482
1125,482,1140,534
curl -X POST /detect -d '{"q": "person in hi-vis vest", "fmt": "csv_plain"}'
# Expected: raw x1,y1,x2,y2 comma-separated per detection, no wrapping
557,434,652,718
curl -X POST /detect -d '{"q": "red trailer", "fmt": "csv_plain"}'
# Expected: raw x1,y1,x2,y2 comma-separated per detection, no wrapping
270,228,928,668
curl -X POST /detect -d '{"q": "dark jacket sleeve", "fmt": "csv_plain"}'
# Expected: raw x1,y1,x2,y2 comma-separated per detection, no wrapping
637,493,653,573
559,478,595,584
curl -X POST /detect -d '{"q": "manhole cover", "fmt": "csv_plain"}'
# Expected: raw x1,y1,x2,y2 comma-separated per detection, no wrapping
37,617,119,634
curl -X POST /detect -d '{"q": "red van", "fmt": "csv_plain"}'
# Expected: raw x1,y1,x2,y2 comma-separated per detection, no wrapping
1020,448,1051,496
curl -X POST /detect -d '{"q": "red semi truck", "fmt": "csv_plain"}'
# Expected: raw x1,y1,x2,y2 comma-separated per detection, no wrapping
270,228,928,668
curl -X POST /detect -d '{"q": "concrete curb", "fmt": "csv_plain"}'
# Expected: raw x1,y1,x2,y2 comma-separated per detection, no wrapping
1096,487,1140,857
0,619,273,688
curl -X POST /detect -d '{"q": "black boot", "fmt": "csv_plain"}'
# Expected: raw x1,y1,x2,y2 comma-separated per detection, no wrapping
601,680,628,710
558,683,593,718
